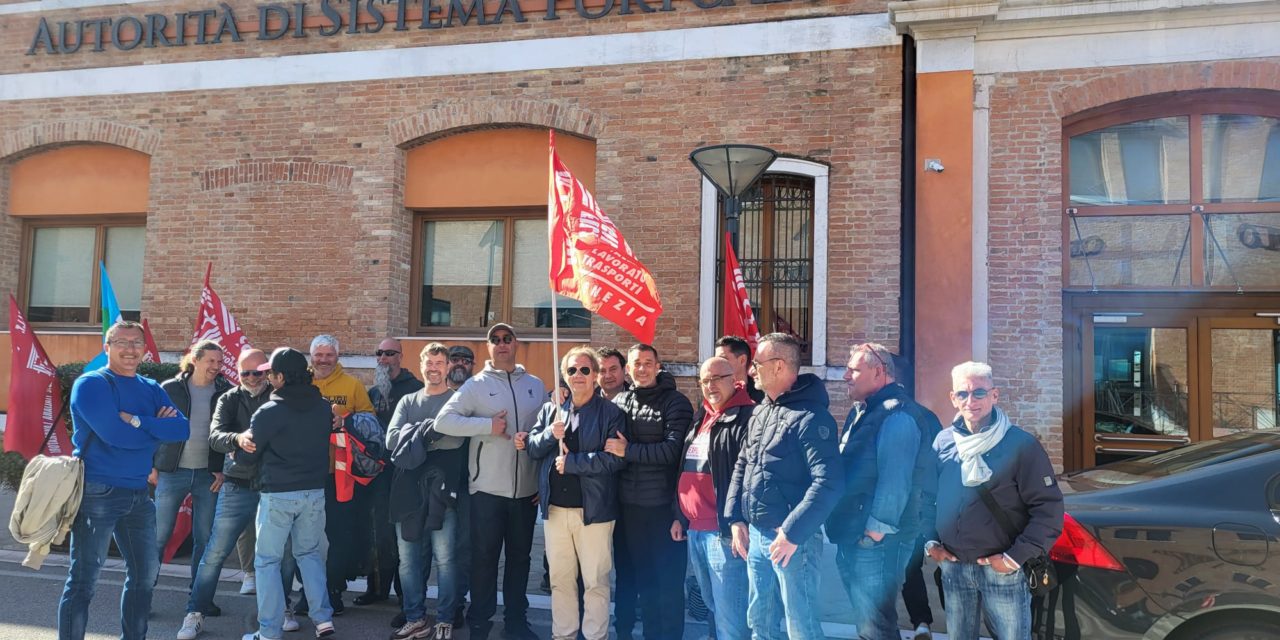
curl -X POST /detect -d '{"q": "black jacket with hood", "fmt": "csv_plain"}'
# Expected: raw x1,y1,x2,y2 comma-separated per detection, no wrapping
236,384,333,494
613,371,694,508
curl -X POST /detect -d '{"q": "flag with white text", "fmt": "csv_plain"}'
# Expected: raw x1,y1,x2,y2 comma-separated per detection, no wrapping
549,132,663,344
190,264,251,385
6,296,71,459
722,233,760,357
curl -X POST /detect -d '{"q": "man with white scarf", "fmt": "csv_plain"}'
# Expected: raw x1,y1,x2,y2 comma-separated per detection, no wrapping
925,361,1063,640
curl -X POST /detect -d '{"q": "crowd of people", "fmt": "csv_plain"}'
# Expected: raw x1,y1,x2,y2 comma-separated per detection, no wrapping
57,319,1064,640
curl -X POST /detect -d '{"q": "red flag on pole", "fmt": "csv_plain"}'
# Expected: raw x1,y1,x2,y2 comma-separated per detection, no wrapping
6,296,71,458
722,233,761,357
140,319,162,364
190,264,251,385
549,132,663,344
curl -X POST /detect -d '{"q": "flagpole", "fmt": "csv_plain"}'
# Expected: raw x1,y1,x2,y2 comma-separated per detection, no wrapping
548,131,561,392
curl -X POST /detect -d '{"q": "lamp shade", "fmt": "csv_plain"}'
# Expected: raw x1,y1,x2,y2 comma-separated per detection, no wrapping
688,144,779,199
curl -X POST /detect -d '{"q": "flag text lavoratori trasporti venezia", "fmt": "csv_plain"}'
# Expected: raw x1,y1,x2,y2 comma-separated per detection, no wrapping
27,0,793,55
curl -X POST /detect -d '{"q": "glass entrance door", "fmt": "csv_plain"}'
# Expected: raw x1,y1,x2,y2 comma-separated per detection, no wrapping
1085,313,1197,466
1199,317,1280,438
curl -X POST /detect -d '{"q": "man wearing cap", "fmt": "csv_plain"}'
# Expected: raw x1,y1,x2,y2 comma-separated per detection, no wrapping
355,338,425,607
308,334,375,614
447,345,476,391
435,324,545,640
446,344,477,618
237,348,338,640
180,348,301,639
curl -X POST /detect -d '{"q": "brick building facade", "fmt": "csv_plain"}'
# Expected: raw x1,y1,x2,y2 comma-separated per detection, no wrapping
2,0,1278,469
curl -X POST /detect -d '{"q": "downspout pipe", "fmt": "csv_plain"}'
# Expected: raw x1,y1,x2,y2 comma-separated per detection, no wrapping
899,33,918,397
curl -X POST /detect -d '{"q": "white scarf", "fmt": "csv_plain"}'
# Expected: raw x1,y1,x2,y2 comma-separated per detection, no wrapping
952,407,1011,487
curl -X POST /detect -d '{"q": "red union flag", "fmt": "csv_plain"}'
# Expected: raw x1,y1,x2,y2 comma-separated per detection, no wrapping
722,233,760,356
548,132,663,344
141,319,162,364
190,264,251,385
6,295,71,458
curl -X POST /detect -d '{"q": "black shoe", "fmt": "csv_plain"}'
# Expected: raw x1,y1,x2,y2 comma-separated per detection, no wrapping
501,620,539,640
329,590,345,617
453,607,464,628
202,603,222,618
354,592,387,606
469,623,492,640
390,612,407,628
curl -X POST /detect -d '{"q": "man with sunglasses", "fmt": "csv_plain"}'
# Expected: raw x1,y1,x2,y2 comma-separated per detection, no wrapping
355,339,425,608
925,362,1063,640
447,346,476,390
725,332,840,640
435,323,545,640
185,348,302,637
825,343,941,640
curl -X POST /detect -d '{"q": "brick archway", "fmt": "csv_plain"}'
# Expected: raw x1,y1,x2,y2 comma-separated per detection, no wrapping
1052,59,1280,117
389,98,606,147
0,120,159,160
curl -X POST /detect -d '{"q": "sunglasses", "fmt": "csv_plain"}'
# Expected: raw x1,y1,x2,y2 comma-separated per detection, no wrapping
450,357,474,364
857,344,890,370
488,335,515,345
566,366,593,377
953,388,993,401
240,370,266,378
375,349,400,357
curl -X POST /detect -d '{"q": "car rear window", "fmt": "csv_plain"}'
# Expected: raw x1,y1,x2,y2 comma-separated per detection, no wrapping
1067,430,1280,486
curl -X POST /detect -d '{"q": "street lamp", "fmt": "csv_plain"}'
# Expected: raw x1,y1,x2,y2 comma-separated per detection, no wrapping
689,144,778,255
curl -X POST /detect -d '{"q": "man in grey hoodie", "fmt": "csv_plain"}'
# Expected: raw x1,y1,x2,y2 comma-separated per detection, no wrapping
435,323,546,640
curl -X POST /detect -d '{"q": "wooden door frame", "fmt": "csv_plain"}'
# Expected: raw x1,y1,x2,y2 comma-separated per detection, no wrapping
1064,292,1280,470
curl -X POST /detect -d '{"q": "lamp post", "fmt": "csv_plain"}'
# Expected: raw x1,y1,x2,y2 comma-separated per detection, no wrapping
688,144,778,255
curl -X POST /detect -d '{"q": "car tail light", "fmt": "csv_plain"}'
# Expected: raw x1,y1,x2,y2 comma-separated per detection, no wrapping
1050,513,1124,571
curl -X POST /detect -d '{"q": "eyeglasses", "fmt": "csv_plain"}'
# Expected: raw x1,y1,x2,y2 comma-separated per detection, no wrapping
953,388,993,401
699,373,734,387
750,357,783,369
450,357,474,364
488,335,515,345
375,349,400,357
108,340,146,349
240,370,265,378
566,366,593,377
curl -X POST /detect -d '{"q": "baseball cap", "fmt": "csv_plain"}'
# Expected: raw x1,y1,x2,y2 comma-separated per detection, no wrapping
486,323,517,341
448,345,475,361
257,347,308,375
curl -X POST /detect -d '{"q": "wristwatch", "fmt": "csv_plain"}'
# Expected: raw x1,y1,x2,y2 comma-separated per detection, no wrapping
129,415,142,429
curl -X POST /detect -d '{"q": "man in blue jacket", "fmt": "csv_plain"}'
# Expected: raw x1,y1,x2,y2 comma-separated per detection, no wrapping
725,332,841,640
925,361,1063,640
58,320,190,640
826,343,941,640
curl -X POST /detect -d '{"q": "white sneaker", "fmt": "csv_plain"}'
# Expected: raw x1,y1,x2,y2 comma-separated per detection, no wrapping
240,574,257,595
314,621,335,638
282,611,301,632
913,623,932,640
176,612,203,640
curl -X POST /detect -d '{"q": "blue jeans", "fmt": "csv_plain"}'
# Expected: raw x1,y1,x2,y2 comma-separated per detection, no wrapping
255,490,332,638
154,468,219,585
940,560,1032,640
58,482,159,640
745,525,825,640
688,529,749,640
835,533,916,640
187,482,295,614
397,506,461,623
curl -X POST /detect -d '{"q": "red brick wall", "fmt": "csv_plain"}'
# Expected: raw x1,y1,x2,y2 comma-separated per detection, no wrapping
985,56,1280,465
0,44,904,367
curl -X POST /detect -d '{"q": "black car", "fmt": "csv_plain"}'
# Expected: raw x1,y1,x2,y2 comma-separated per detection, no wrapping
1036,430,1280,640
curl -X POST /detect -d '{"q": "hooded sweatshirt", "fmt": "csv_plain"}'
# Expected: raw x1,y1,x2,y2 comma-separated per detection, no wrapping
313,363,375,417
434,361,546,499
613,370,694,508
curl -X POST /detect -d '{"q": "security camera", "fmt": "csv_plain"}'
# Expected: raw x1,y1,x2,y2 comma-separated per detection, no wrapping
924,159,945,173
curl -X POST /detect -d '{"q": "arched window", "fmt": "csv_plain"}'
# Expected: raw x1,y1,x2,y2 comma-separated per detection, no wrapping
1063,90,1280,290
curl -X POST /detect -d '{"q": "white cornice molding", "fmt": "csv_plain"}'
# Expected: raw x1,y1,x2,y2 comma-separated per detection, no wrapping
891,0,1280,40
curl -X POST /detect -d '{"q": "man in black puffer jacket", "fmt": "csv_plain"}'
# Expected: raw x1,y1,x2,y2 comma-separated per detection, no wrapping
726,333,842,640
606,344,693,640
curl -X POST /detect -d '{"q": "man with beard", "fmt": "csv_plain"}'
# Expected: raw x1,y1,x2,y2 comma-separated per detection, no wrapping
386,343,467,640
355,339,425,607
447,346,475,391
307,334,375,615
606,344,693,640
